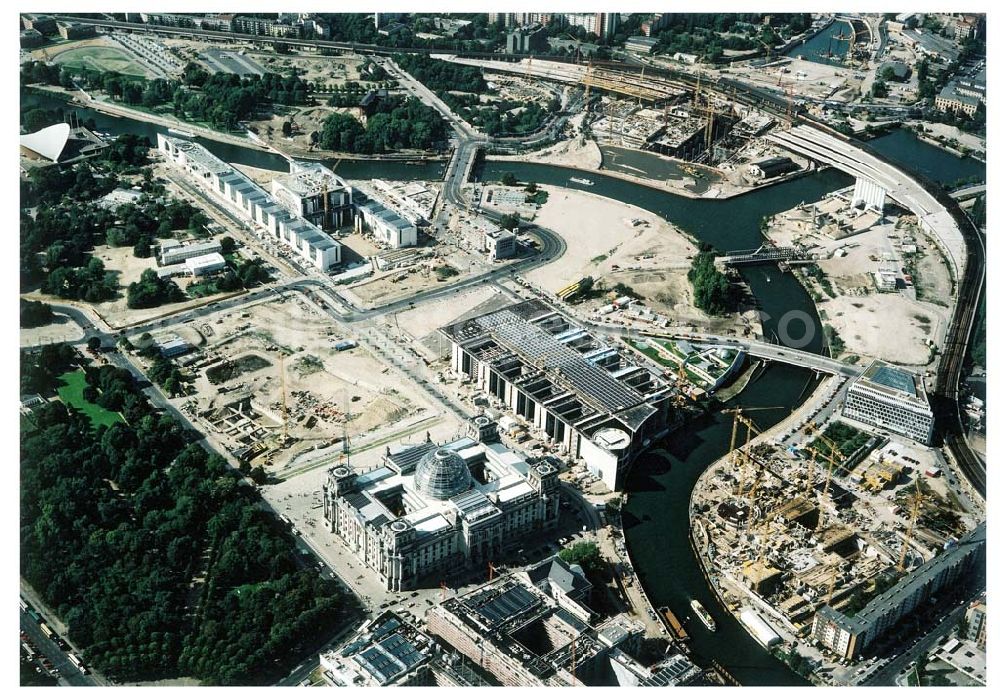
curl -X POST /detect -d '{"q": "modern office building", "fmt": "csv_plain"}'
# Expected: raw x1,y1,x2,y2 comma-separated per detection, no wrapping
354,201,418,248
157,134,342,270
842,360,935,445
439,300,671,491
425,572,643,686
20,29,44,48
21,13,57,34
481,225,517,261
624,36,658,54
160,239,223,266
270,161,353,231
319,611,435,686
811,523,985,660
323,416,560,591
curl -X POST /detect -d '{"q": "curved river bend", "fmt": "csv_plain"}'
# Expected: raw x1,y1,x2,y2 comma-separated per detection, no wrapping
28,92,971,683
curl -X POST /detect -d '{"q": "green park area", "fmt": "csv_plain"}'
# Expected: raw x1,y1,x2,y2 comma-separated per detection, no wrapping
56,370,124,428
52,46,152,78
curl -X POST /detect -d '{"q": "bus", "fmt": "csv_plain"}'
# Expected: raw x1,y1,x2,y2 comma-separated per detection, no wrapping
68,653,89,674
22,643,36,660
39,623,55,640
26,607,42,623
19,597,27,611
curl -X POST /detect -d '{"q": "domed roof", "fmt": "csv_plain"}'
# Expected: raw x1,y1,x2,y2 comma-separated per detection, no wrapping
413,447,472,500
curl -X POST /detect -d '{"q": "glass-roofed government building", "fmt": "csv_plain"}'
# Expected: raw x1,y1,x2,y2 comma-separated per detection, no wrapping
842,360,935,444
323,416,560,591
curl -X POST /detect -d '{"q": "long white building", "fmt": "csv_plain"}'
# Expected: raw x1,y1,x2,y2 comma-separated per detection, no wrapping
439,300,671,491
842,360,935,445
157,134,342,270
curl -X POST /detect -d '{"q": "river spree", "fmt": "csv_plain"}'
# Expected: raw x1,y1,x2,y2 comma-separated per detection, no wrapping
24,90,973,682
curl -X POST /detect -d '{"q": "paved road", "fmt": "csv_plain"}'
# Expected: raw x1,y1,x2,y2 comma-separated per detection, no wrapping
19,603,106,686
858,600,970,686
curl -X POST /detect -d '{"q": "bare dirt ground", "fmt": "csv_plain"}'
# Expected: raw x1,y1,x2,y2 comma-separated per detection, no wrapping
345,261,463,307
525,188,695,291
767,206,953,366
19,312,85,348
182,295,431,467
490,135,603,170
820,293,947,366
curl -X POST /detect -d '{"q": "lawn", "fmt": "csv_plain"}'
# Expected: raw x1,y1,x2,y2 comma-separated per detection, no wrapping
57,370,124,428
52,46,153,78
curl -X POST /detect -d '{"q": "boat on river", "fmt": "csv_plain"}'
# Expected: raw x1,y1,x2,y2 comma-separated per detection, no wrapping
569,176,594,186
691,599,716,632
168,127,197,138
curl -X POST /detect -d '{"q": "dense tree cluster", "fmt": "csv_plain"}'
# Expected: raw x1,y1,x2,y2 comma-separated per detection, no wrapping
321,13,503,52
20,343,77,395
27,62,315,132
127,269,185,310
20,298,54,328
652,13,810,61
319,97,446,153
20,356,347,685
393,54,488,93
688,248,735,315
558,541,607,581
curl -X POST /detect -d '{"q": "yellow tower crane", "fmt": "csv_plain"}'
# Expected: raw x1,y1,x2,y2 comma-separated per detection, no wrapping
897,480,925,573
721,406,783,497
582,61,593,103
825,571,838,606
803,422,849,527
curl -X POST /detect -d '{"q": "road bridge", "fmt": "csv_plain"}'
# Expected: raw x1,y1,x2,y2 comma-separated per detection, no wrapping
766,125,967,280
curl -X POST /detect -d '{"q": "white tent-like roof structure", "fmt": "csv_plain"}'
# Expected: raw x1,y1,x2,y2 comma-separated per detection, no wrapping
20,122,71,162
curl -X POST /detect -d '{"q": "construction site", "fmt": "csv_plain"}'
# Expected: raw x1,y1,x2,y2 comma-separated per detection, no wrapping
689,403,982,666
169,293,429,470
761,191,955,366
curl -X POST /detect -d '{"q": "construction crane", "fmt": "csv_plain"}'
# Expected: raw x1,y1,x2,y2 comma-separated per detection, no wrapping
279,352,289,444
825,571,838,606
487,560,497,581
582,61,593,103
526,54,533,82
896,480,924,573
721,406,783,496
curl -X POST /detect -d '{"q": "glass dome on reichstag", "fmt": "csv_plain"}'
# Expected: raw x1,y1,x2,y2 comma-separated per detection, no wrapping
413,447,472,500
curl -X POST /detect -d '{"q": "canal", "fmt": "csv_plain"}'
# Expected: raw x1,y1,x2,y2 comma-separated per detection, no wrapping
25,91,976,683
787,19,853,65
